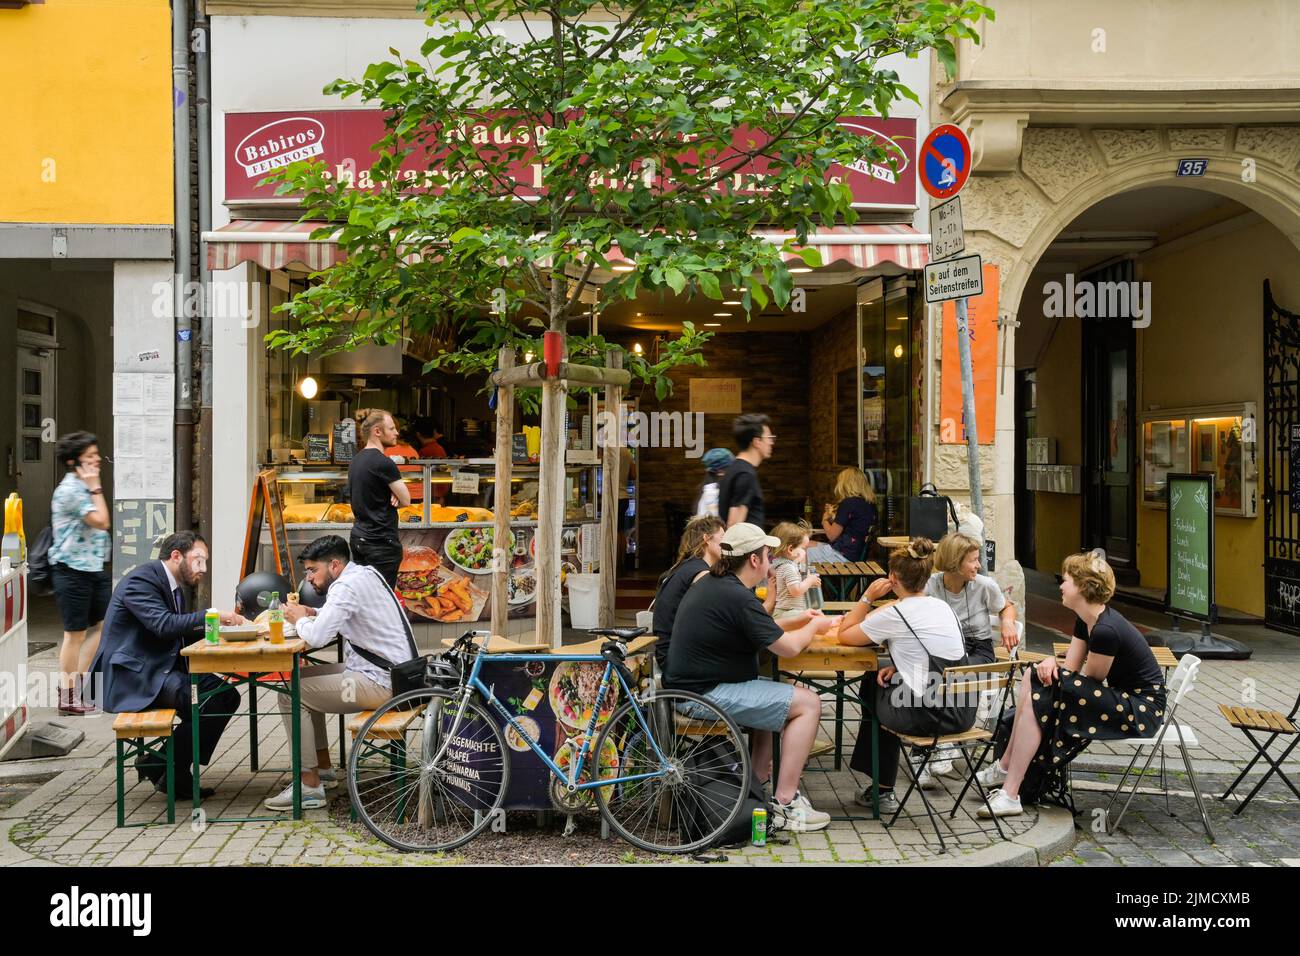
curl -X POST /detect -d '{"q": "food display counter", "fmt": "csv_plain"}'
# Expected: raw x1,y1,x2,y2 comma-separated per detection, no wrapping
256,460,601,630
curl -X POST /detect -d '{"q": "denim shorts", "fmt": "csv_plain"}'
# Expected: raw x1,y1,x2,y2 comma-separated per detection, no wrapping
682,678,794,733
51,562,111,632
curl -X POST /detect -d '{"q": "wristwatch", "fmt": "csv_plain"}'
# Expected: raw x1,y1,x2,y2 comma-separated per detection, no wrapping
88,488,104,495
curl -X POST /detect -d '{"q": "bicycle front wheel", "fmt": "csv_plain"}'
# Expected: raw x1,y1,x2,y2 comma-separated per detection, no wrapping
593,689,750,854
348,688,509,853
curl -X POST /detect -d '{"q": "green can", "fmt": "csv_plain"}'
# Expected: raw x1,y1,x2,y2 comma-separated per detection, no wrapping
205,607,221,644
751,807,767,846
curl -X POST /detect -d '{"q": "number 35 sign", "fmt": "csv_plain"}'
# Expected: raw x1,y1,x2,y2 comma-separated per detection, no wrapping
1177,159,1208,177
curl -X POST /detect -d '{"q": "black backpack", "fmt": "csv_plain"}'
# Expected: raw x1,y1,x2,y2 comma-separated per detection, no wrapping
27,527,54,595
679,735,770,848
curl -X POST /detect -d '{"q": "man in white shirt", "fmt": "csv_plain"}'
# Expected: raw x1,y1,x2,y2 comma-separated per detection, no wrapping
272,534,418,811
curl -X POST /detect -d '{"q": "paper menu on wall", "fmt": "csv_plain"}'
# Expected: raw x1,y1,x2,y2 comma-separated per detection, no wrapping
115,416,146,458
113,374,144,416
115,459,146,499
144,459,172,499
143,374,174,415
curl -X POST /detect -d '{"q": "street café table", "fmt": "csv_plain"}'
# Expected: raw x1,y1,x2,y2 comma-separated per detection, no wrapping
767,621,883,818
180,636,309,821
812,559,885,602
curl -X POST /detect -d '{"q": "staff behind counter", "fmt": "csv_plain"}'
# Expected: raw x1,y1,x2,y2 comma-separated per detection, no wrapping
347,409,410,588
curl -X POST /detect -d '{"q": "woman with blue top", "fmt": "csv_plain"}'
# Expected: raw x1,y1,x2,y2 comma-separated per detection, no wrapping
48,431,111,715
807,467,878,563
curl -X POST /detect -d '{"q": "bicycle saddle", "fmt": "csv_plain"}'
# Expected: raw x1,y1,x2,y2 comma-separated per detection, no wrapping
586,627,648,640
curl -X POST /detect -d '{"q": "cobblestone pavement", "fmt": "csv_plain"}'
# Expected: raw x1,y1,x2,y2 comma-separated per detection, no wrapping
4,587,1299,867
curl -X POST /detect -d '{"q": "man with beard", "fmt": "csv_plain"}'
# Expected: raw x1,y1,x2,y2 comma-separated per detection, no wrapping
347,408,411,588
273,535,418,811
89,531,245,800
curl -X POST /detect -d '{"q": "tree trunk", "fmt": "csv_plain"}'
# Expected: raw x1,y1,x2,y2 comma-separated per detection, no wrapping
536,326,568,647
599,348,623,626
490,347,515,635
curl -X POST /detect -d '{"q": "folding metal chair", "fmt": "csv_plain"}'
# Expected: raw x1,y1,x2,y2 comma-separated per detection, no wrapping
1105,655,1215,842
1217,687,1300,815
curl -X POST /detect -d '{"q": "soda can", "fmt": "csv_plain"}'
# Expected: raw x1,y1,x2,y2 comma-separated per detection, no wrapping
205,608,221,644
751,807,767,846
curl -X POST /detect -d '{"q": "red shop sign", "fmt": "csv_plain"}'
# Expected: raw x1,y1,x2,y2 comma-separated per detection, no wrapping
223,109,916,210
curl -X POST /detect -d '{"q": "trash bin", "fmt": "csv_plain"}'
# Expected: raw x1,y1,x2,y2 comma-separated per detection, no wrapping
566,572,601,629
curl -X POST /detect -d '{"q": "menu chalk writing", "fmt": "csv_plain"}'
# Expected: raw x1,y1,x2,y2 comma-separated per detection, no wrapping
1167,473,1213,620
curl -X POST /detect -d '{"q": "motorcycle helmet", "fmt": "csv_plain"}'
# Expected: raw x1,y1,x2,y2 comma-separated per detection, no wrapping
296,577,327,609
235,570,292,617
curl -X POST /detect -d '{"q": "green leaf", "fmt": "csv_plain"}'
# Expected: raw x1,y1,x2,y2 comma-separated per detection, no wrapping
664,267,687,295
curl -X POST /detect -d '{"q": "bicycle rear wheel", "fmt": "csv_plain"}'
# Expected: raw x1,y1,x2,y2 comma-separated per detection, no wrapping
593,689,750,854
348,688,509,853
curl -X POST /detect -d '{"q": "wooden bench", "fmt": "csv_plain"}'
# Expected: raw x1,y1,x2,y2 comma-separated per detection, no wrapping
112,709,178,828
347,704,428,741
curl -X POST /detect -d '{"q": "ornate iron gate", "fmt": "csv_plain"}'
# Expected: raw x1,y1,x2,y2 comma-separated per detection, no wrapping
1264,280,1300,633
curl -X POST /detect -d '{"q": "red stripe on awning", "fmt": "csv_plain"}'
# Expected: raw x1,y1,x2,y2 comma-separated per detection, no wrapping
204,220,343,272
205,221,928,273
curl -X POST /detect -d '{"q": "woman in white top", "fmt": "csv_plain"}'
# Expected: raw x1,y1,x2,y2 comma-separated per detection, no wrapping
924,533,1019,666
837,538,975,811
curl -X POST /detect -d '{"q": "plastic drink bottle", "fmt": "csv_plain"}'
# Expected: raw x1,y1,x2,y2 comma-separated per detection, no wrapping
268,592,284,644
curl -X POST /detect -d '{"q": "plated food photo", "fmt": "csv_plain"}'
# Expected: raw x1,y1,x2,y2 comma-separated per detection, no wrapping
507,566,537,606
394,546,442,606
549,662,619,730
444,527,513,575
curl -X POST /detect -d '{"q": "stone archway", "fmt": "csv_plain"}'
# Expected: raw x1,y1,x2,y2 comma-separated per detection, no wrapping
931,124,1300,565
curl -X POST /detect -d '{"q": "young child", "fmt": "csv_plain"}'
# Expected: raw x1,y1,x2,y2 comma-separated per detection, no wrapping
771,522,823,619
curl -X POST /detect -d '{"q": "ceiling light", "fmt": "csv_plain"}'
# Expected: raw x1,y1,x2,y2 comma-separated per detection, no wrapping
713,312,731,317
704,323,722,327
722,300,742,305
788,266,812,274
633,343,643,354
893,344,904,359
612,263,636,272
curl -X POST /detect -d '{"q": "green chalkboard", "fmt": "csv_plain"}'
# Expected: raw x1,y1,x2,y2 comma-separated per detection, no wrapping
1166,473,1215,621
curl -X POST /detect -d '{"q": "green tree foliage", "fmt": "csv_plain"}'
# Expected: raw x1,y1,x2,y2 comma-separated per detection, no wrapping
266,0,990,399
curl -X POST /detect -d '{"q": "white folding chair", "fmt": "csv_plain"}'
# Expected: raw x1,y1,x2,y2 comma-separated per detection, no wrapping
1104,654,1215,842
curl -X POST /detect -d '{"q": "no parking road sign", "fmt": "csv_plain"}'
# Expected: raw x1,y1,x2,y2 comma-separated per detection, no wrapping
920,124,971,200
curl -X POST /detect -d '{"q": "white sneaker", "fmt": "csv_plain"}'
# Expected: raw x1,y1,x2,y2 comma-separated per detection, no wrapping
265,782,327,811
855,788,899,814
976,788,1022,819
916,768,938,790
975,761,1008,789
772,791,831,832
316,768,340,790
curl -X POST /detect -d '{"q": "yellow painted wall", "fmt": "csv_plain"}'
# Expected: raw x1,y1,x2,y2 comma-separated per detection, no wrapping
1031,311,1083,573
0,0,173,224
1134,220,1300,617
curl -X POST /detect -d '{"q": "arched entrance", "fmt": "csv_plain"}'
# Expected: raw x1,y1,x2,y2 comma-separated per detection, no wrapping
999,172,1300,620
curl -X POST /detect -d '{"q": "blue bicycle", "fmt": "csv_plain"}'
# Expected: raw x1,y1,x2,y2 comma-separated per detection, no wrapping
347,627,750,854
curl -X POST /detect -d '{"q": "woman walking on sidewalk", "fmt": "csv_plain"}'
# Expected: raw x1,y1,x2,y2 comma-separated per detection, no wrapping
49,431,111,715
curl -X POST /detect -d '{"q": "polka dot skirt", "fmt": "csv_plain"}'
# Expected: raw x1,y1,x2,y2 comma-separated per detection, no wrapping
1028,668,1166,770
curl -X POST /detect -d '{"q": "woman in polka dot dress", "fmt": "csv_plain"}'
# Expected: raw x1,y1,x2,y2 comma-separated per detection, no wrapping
973,550,1166,818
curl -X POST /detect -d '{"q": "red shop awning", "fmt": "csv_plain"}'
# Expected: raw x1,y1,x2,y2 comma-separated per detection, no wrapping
204,219,343,272
205,220,928,273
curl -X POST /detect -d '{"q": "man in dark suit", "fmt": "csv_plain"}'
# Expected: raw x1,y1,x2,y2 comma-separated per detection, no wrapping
89,531,245,799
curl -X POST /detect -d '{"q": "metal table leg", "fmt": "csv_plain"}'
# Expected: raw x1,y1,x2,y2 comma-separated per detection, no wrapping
291,656,302,820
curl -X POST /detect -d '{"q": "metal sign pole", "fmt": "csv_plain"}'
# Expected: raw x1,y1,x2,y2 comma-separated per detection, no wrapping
954,296,983,522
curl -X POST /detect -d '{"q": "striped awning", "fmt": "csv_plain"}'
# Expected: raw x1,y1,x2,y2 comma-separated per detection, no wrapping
205,220,927,273
204,220,342,272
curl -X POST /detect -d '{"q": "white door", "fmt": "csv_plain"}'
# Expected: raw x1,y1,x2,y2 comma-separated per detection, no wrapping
16,332,58,537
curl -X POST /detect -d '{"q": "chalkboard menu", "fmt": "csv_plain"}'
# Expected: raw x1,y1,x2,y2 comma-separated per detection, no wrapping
332,421,357,463
305,433,331,462
1166,472,1215,622
512,432,530,463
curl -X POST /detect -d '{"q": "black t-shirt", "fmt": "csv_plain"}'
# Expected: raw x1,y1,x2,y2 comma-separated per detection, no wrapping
832,496,878,561
651,557,709,669
665,572,783,693
348,448,401,540
1072,607,1163,690
717,459,764,529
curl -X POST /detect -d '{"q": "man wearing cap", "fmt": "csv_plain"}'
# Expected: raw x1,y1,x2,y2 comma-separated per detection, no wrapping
695,447,733,518
665,522,837,832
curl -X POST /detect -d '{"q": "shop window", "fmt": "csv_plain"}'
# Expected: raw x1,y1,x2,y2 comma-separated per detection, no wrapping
859,279,913,534
1141,404,1256,517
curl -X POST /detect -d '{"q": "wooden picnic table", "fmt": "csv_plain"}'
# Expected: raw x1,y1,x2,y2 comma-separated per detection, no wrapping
181,636,310,821
877,535,911,551
812,560,885,602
